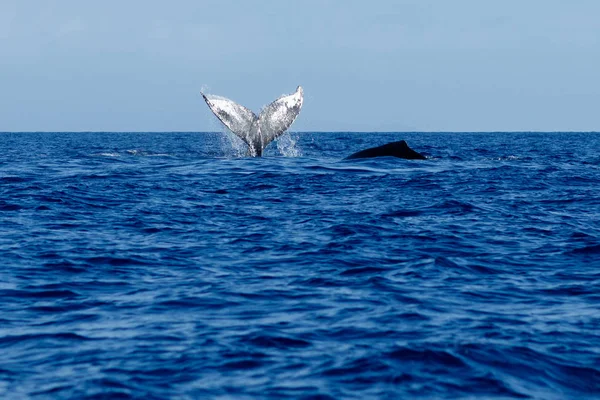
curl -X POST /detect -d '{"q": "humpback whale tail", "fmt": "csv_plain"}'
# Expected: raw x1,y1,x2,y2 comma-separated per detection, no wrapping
201,86,303,157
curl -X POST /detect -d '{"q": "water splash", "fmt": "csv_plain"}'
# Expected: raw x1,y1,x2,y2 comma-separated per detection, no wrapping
220,129,248,158
276,132,302,157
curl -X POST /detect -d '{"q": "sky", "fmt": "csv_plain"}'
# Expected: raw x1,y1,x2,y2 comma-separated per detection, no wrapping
0,0,599,132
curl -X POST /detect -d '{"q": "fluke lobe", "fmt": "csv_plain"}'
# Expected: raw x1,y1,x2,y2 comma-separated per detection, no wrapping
345,140,426,160
201,86,303,157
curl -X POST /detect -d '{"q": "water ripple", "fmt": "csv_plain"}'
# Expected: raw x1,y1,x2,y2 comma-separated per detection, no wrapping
1,132,599,398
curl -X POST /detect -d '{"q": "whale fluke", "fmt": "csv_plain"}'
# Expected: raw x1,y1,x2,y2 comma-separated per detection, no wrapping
201,86,303,156
345,140,426,160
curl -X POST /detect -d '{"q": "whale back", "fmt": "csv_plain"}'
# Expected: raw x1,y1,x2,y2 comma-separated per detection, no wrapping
345,140,426,160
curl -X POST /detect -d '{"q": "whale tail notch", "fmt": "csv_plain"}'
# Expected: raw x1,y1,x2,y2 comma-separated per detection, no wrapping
201,86,303,156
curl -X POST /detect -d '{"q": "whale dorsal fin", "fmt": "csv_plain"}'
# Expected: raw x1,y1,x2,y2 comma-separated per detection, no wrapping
201,92,259,151
258,86,303,151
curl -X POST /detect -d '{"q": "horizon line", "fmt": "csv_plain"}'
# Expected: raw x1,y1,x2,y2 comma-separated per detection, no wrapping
1,131,599,134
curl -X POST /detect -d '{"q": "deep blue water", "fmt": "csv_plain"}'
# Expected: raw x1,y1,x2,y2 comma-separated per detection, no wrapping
1,131,599,399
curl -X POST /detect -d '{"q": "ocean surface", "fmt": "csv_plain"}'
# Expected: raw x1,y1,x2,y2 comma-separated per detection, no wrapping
1,131,599,399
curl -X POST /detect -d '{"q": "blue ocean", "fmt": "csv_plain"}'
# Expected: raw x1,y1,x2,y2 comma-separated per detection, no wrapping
1,131,599,399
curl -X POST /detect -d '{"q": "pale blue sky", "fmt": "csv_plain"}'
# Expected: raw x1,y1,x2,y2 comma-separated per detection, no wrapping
1,0,599,131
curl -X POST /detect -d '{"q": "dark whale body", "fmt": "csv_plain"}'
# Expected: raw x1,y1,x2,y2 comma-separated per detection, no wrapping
345,140,426,160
